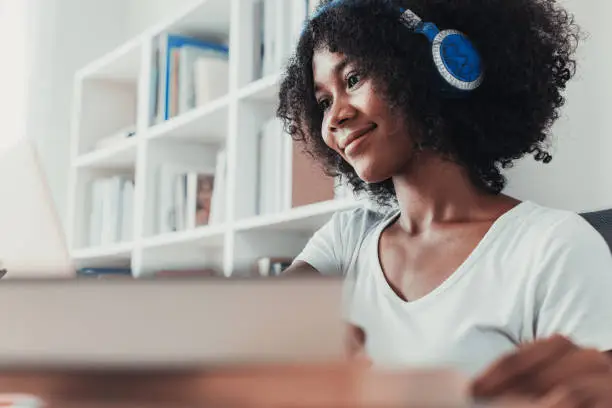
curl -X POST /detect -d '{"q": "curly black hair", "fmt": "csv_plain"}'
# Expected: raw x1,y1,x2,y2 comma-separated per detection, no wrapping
276,0,580,206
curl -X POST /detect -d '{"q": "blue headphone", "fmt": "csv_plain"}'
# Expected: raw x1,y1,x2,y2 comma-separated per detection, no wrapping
398,8,484,92
312,1,484,93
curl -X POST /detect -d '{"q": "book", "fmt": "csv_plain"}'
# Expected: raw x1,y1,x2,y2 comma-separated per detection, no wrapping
158,163,216,233
193,57,229,108
257,117,285,215
157,164,187,234
121,179,134,242
150,47,160,125
169,47,181,118
256,117,335,215
194,173,215,227
261,0,278,77
253,0,265,81
77,267,132,279
253,0,311,80
155,33,229,123
290,0,309,48
208,149,226,225
89,176,134,246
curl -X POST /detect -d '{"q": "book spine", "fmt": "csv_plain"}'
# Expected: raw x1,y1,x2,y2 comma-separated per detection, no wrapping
253,0,265,81
150,46,159,126
89,180,103,247
168,48,181,119
160,34,229,121
112,176,123,243
156,33,168,124
178,48,192,115
172,173,187,231
186,172,198,229
209,149,226,225
262,0,277,76
193,57,230,107
121,179,134,242
157,166,173,234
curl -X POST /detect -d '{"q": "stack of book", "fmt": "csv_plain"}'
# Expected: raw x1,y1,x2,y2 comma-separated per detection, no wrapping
77,267,132,279
89,176,134,247
256,117,335,216
156,150,226,234
151,33,229,124
252,0,315,81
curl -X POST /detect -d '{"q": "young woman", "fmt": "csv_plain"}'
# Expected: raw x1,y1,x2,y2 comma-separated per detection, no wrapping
277,0,612,405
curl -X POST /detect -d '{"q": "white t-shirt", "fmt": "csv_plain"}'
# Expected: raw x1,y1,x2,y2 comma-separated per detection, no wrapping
295,200,612,377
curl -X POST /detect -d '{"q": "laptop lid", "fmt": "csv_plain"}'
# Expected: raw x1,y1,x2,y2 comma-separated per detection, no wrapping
0,277,345,368
0,138,75,278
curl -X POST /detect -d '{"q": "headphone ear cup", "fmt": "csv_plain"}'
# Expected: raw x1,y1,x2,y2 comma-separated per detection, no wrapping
432,29,484,92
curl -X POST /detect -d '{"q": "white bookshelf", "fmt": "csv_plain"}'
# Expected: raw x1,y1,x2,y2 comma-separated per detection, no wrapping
66,0,362,278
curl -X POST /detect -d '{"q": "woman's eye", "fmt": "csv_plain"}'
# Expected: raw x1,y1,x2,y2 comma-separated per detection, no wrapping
347,73,361,88
318,99,331,111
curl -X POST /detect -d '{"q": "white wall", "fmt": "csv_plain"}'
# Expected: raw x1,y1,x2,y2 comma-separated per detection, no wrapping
126,0,201,38
24,0,129,229
504,0,612,213
0,0,30,151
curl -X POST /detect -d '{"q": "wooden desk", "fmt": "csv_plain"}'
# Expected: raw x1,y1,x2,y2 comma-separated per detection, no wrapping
0,363,491,408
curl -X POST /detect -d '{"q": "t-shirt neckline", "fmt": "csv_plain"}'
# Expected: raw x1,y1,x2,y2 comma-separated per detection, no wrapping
371,200,534,308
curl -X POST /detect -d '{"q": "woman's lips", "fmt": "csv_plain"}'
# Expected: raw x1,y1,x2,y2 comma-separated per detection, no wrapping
342,125,377,156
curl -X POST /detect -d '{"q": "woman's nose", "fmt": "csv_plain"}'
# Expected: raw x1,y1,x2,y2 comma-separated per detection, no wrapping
328,98,356,131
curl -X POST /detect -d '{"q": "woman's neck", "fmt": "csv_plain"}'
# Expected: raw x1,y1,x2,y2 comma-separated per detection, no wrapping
391,152,518,235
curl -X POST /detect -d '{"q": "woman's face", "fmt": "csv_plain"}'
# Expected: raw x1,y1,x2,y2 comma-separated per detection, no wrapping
312,49,414,183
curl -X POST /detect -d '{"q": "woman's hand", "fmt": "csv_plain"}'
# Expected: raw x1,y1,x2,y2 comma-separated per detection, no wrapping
345,323,370,362
471,335,612,407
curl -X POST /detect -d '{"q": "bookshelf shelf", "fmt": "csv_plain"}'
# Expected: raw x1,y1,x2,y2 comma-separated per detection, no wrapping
67,0,353,277
237,73,281,102
141,225,226,250
73,137,138,170
71,242,134,269
77,37,142,82
234,199,360,233
146,95,230,143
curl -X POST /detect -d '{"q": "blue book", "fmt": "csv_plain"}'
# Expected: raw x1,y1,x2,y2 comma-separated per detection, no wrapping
77,267,132,277
158,34,229,121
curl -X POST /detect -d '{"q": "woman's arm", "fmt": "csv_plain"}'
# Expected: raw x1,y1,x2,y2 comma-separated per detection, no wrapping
472,214,612,405
282,261,321,276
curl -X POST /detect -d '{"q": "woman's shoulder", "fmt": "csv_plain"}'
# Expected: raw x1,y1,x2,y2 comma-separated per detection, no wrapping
331,204,397,239
514,201,610,259
519,201,603,239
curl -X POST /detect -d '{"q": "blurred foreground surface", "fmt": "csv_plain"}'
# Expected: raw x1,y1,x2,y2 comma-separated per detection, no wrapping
0,364,539,408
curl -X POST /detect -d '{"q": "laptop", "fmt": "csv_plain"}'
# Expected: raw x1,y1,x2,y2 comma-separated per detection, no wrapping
0,138,75,279
0,138,346,365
